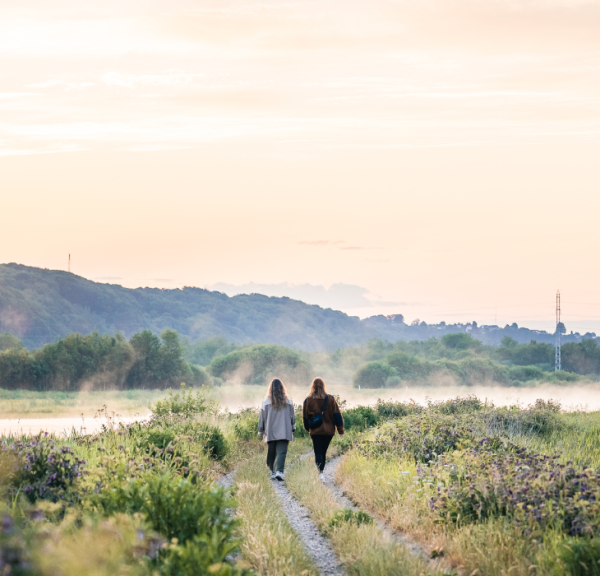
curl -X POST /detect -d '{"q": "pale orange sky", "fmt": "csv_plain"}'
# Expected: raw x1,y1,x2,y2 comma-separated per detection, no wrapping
1,0,600,334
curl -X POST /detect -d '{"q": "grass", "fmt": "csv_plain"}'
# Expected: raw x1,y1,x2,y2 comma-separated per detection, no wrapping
233,455,318,576
336,452,541,574
0,389,167,417
4,389,600,576
336,402,600,576
285,456,436,576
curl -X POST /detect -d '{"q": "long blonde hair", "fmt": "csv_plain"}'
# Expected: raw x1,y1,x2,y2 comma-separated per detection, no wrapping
308,377,327,399
268,378,290,410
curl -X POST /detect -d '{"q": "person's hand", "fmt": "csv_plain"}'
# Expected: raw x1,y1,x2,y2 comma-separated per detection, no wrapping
339,433,344,438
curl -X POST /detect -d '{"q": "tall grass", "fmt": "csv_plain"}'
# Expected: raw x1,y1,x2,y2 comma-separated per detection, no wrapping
234,456,318,576
285,457,436,576
336,399,600,575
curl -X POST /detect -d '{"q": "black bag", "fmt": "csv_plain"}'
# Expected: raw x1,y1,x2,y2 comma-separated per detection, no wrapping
307,395,329,430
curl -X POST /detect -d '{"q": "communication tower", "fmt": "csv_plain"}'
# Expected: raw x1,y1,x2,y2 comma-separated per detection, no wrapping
68,254,71,273
555,290,561,371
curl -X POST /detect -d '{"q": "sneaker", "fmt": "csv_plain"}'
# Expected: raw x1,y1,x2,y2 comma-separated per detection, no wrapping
275,471,285,481
270,472,276,480
320,473,325,483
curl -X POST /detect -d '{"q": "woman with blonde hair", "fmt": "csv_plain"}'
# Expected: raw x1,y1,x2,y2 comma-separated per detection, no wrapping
302,377,344,482
258,378,296,481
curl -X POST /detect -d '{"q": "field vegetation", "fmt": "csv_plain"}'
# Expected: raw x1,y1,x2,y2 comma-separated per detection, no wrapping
0,384,265,576
2,384,600,576
336,396,600,575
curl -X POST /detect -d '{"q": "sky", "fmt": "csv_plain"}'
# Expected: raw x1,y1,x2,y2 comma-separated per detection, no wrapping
1,0,600,334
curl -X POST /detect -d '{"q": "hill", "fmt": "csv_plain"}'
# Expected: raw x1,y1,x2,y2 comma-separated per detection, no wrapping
1,263,597,350
0,263,367,350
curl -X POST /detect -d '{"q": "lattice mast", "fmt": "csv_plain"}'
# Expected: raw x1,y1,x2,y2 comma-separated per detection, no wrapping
555,290,561,371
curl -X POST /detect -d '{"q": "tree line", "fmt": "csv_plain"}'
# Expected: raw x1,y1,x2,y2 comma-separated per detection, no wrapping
0,330,209,391
2,329,600,391
349,334,600,388
0,332,311,391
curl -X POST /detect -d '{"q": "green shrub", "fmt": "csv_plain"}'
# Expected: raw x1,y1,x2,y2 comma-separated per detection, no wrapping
233,409,259,441
327,508,373,531
352,361,398,388
152,383,217,418
134,417,229,462
189,364,211,386
93,473,235,545
441,333,482,351
343,406,379,430
508,365,545,383
159,536,252,576
486,399,563,437
293,404,310,438
375,399,423,419
386,352,433,380
431,395,484,415
357,412,480,462
208,344,311,386
550,537,600,576
8,433,86,503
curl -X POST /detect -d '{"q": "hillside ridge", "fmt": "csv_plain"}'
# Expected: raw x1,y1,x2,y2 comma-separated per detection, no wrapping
1,263,595,350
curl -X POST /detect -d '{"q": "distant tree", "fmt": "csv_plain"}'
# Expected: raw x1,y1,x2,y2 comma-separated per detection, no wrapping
562,339,600,376
386,352,431,380
159,330,188,385
185,336,238,366
441,333,481,351
352,361,398,389
0,333,23,352
208,344,311,386
127,331,163,386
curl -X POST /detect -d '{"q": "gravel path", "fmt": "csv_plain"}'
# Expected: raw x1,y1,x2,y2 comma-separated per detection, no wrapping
215,470,240,563
215,470,236,490
324,455,449,571
216,456,346,576
271,478,348,576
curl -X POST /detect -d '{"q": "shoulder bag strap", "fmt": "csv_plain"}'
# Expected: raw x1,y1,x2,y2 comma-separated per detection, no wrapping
321,395,329,414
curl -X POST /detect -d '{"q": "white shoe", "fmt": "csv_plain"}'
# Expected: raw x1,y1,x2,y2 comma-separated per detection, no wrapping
275,471,285,481
320,473,325,482
270,472,276,480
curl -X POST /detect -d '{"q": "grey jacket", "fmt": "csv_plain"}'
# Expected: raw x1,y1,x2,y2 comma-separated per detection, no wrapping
258,397,296,442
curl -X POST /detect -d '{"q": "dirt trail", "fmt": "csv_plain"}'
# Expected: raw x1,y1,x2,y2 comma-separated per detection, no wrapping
324,455,449,572
217,456,346,576
271,479,347,576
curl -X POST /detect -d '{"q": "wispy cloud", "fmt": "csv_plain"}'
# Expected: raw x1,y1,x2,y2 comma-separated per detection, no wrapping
0,0,597,155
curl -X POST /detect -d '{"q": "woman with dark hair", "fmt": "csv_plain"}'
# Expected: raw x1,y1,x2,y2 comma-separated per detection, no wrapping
303,377,344,482
258,378,296,481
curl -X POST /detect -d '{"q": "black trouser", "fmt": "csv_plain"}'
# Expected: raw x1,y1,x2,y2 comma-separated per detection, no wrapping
311,434,333,472
266,440,289,473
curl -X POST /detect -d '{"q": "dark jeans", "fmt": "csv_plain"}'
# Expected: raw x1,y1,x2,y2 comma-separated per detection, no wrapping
266,440,289,473
311,434,333,472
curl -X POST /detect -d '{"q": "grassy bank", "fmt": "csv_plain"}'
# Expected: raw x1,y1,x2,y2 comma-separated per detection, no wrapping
0,385,263,576
285,456,434,576
336,398,600,575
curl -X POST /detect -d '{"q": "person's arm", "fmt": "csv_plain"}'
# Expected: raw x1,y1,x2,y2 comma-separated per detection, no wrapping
302,399,310,431
290,402,296,431
332,397,345,435
258,405,265,439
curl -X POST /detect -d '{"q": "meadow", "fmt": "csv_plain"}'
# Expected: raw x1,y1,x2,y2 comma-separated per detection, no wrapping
2,385,600,576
